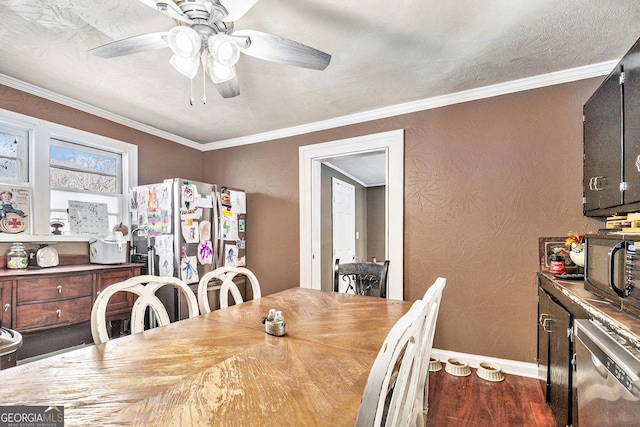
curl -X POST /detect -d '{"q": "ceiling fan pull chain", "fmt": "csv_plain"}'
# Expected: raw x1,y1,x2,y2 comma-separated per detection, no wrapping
202,66,207,105
189,78,195,106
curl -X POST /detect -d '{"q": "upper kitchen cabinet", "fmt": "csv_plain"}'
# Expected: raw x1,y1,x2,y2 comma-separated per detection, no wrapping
584,37,640,216
583,69,622,213
622,42,640,205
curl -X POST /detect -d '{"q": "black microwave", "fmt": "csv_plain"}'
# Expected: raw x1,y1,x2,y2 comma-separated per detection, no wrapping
585,233,640,317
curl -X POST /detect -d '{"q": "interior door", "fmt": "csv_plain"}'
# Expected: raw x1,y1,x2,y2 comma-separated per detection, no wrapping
332,177,356,274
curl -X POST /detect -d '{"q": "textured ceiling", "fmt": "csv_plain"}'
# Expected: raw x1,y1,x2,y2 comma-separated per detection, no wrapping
1,0,640,148
324,151,386,187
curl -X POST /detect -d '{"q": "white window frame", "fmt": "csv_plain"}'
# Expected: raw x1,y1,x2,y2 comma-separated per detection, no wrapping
0,107,137,242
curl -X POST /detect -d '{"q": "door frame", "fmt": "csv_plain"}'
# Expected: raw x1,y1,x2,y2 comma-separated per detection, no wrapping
299,129,404,300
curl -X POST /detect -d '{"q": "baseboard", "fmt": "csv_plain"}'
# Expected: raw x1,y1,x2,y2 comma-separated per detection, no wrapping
431,348,540,379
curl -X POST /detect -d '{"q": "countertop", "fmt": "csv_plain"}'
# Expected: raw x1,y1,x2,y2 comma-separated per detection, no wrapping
538,272,640,358
0,263,142,278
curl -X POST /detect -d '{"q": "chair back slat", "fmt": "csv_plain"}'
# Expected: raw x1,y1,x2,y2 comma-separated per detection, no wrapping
355,299,428,426
91,275,199,344
197,266,261,313
356,276,446,427
416,277,446,426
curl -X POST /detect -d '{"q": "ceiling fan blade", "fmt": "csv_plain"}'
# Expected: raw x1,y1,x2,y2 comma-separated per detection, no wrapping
137,0,192,23
234,30,331,70
215,76,240,98
89,32,168,58
220,0,260,22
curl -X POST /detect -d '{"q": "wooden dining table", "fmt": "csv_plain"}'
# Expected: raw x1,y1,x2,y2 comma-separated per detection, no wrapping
0,287,413,426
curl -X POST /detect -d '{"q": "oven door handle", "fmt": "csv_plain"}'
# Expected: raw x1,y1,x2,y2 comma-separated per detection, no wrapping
609,241,631,298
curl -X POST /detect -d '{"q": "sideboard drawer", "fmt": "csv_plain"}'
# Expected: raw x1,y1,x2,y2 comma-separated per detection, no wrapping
16,274,93,303
15,296,92,330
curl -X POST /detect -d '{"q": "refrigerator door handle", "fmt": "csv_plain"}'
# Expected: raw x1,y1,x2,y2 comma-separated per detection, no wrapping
213,189,224,268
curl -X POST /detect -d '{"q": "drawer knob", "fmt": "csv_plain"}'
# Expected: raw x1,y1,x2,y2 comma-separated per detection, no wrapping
56,309,61,319
57,285,62,294
3,303,9,312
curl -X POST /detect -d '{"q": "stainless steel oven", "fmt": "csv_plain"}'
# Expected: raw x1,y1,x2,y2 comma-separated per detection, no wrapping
574,319,640,426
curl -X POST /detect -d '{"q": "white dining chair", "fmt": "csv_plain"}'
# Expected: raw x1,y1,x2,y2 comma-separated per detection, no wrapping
355,299,429,427
415,277,446,427
197,266,261,313
91,275,199,344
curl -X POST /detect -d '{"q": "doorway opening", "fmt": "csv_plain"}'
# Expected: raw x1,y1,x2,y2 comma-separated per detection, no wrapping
299,129,404,300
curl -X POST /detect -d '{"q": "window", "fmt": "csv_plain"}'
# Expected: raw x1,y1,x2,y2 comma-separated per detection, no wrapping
0,107,137,241
0,123,29,183
49,139,123,234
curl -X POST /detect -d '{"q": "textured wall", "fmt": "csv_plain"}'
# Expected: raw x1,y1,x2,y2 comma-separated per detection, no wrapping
0,78,609,362
204,78,606,362
366,186,385,263
0,85,203,185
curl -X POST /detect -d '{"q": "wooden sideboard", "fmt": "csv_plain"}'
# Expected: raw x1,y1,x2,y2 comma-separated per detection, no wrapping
0,264,141,360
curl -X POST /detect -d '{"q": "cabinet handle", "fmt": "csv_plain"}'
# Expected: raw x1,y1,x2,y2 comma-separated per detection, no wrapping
57,285,62,294
538,313,549,326
590,176,604,191
3,303,9,312
539,313,553,332
56,309,61,319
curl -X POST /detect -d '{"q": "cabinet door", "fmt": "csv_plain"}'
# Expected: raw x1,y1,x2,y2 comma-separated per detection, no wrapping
95,269,137,319
0,280,11,328
548,293,572,427
622,39,640,205
537,287,551,400
583,68,623,213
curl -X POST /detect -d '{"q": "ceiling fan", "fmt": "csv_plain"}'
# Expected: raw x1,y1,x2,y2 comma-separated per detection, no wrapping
89,0,331,100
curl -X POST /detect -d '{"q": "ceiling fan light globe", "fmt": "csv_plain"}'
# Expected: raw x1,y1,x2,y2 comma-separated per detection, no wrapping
207,34,240,67
168,26,202,58
170,54,200,79
206,56,236,83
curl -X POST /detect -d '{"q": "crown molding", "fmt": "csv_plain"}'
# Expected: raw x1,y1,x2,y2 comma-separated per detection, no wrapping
203,60,617,150
1,60,617,152
0,73,202,150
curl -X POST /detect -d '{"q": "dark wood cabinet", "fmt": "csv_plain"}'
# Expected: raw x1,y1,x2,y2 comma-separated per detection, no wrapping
538,286,573,427
583,37,640,216
622,43,640,206
0,264,141,361
537,287,550,397
0,264,140,333
538,273,592,427
583,69,622,213
0,280,11,328
95,269,137,320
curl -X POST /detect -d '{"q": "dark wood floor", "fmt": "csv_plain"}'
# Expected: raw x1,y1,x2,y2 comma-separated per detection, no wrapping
426,368,556,426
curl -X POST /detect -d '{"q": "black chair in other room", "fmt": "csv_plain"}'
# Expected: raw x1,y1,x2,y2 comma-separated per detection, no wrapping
333,259,390,298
